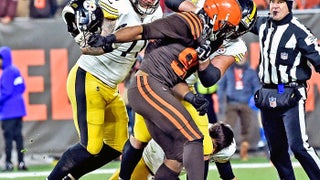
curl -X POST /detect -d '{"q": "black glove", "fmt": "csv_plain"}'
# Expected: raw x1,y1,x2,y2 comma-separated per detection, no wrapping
88,33,116,53
184,92,209,116
196,40,211,62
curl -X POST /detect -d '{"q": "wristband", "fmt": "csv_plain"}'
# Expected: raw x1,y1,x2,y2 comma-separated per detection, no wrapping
183,92,195,103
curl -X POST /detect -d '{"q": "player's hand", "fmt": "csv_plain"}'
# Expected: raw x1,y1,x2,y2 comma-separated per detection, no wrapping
184,92,209,116
196,40,211,62
74,32,93,47
88,33,116,53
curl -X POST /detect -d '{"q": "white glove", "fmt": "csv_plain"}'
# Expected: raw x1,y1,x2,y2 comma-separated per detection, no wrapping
74,32,93,47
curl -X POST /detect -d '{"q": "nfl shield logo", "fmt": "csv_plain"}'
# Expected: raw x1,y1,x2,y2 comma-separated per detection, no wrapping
269,96,277,108
280,52,288,60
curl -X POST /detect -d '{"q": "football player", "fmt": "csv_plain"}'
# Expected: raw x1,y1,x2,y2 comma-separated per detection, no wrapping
109,122,236,180
108,0,257,179
46,0,163,179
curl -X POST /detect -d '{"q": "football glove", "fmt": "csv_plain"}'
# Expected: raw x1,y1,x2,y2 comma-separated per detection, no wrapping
74,31,93,47
196,40,211,62
88,33,116,53
184,92,209,116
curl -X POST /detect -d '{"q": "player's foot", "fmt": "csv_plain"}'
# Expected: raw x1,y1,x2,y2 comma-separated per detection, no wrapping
2,162,14,172
17,161,28,171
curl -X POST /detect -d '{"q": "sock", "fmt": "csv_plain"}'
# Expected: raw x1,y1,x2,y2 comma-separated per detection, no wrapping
119,140,144,180
71,143,121,179
204,160,209,179
47,143,92,180
155,163,180,180
215,161,235,180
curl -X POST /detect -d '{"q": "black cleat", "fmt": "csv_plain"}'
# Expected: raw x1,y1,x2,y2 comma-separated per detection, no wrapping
2,162,14,172
17,161,28,171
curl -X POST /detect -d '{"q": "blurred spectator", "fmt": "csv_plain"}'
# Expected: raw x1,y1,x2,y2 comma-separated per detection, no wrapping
295,0,320,9
0,0,18,24
16,0,30,17
0,46,28,171
254,0,268,10
217,52,261,161
29,0,58,18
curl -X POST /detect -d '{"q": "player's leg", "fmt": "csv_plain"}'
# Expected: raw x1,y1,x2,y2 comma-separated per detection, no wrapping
215,161,236,180
109,158,151,180
129,76,204,180
70,143,121,179
181,100,212,179
69,70,129,179
47,66,110,179
119,113,151,180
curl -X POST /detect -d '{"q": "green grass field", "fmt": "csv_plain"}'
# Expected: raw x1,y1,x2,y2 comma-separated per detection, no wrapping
0,156,309,180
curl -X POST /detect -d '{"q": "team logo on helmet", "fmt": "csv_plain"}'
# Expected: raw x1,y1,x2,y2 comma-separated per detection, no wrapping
83,0,98,11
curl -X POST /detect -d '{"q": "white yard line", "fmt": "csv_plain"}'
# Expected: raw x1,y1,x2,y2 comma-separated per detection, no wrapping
0,162,301,178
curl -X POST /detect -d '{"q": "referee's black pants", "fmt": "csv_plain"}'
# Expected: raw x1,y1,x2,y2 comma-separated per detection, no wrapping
261,96,320,180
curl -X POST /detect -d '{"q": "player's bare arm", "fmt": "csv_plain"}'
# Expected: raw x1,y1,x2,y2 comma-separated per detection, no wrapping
81,19,117,55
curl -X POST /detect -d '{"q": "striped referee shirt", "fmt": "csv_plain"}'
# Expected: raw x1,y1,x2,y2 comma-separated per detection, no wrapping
251,13,320,85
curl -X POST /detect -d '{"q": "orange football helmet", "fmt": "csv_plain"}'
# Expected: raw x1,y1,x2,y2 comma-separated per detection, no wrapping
203,0,242,32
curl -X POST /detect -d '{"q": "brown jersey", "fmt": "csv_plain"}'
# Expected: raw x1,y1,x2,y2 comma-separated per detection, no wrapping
139,12,205,88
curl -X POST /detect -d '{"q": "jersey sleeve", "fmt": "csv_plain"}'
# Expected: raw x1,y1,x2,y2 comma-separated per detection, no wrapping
295,22,320,73
210,38,247,62
142,12,203,47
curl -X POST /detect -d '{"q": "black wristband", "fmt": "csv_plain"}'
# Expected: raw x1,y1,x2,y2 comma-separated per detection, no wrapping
183,92,195,103
102,34,117,52
105,34,117,44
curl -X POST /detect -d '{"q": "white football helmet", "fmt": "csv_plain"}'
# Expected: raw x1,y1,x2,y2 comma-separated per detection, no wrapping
130,0,160,15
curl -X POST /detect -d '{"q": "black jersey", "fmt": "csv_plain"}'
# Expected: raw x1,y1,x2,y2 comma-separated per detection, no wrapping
251,14,320,85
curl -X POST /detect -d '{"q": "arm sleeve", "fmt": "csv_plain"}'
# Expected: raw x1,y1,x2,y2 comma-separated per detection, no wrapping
164,0,185,12
142,13,199,46
142,14,187,39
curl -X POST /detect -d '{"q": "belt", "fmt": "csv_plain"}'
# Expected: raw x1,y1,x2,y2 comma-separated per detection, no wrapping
262,82,306,89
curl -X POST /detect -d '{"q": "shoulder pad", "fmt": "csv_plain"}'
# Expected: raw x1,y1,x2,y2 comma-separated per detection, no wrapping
99,0,120,20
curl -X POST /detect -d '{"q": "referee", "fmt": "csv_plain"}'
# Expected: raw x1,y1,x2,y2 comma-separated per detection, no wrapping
250,0,320,179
